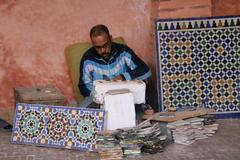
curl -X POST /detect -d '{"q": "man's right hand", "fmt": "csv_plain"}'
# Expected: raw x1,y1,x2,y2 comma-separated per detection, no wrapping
112,75,123,81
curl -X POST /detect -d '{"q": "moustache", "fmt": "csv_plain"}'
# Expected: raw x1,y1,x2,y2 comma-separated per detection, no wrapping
102,52,110,59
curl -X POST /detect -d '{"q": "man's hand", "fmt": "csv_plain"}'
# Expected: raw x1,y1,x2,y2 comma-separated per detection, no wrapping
112,75,123,81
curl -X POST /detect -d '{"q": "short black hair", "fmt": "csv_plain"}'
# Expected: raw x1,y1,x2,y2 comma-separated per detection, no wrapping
90,24,110,38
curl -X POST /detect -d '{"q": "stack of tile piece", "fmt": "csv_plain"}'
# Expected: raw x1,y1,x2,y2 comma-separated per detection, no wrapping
115,122,169,155
167,119,195,145
203,123,219,137
118,134,143,158
186,118,208,140
96,134,123,160
199,114,218,137
121,144,142,158
167,116,218,145
199,114,217,125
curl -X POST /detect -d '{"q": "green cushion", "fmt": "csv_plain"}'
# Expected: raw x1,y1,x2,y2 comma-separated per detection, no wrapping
65,37,125,101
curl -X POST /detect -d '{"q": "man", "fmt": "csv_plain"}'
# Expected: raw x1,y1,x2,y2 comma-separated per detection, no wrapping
78,24,151,107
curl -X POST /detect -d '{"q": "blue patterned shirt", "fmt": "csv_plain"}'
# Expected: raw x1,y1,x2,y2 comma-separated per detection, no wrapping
78,42,151,96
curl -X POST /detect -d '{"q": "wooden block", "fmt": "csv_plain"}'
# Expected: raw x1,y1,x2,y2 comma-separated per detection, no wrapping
14,84,66,106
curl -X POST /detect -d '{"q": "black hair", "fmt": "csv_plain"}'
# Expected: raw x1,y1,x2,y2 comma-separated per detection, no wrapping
90,24,110,38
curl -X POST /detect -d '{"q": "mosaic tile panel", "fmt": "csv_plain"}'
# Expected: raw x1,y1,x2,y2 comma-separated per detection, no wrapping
11,103,105,151
155,15,240,113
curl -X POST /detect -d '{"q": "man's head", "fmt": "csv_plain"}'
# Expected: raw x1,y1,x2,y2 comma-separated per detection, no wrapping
90,24,112,59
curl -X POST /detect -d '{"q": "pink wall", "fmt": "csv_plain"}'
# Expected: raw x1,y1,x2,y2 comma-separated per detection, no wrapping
157,0,212,19
212,0,240,16
0,0,151,109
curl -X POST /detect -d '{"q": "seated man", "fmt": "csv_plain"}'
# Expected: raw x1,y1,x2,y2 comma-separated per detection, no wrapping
78,24,151,107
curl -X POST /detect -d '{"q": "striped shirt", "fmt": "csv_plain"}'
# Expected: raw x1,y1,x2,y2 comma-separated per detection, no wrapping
78,42,151,96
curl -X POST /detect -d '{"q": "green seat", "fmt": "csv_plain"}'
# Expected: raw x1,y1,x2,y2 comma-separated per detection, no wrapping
65,37,125,102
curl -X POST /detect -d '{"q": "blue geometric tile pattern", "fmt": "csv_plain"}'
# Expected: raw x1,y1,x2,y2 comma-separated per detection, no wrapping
155,15,240,114
11,103,105,151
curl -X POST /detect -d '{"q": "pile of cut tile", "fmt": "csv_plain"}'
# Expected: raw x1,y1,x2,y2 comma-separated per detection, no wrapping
199,114,217,125
167,115,218,145
96,135,123,160
115,122,169,156
96,122,170,158
199,114,219,137
167,119,195,145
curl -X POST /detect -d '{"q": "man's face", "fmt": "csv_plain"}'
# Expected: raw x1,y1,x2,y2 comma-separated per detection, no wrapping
91,33,112,59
